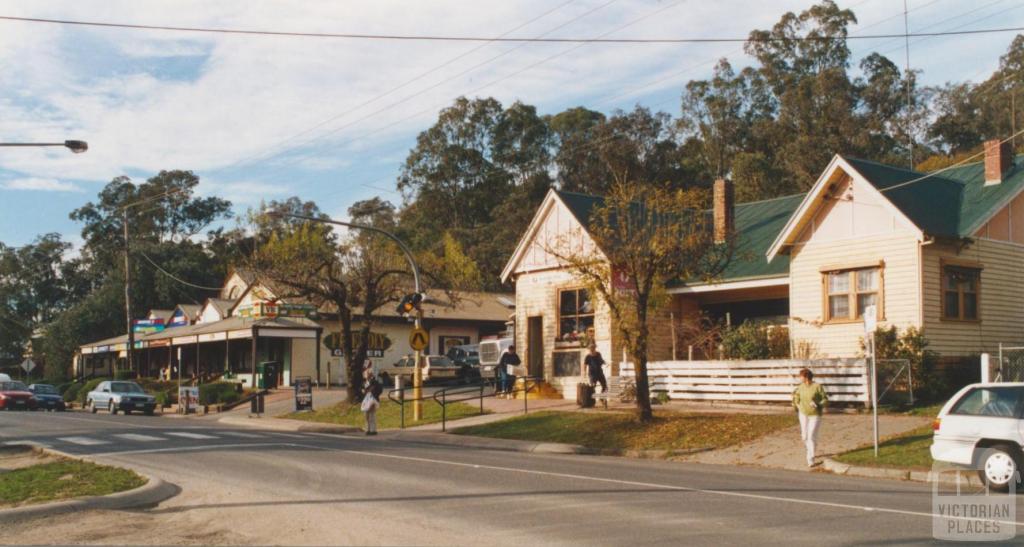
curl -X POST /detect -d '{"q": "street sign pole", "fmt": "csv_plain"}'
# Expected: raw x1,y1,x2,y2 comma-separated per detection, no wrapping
414,309,423,421
864,305,879,458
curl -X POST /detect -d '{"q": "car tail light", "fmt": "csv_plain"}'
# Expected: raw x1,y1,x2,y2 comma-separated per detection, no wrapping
932,418,941,431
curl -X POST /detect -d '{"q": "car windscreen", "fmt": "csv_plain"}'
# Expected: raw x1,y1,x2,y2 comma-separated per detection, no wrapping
32,385,58,394
949,386,1024,418
0,381,28,391
110,382,145,394
429,356,454,367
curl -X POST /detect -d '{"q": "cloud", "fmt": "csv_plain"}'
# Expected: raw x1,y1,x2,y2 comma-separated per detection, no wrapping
2,177,83,192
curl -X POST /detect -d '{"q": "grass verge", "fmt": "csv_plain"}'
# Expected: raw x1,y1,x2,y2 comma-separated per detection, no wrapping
453,410,796,452
282,399,487,429
833,425,934,470
0,458,146,508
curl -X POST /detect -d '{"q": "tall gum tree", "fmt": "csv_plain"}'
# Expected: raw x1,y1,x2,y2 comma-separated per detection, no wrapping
546,183,733,421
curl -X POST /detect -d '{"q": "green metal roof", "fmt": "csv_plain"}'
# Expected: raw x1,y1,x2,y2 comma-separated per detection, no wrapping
842,155,1024,238
553,189,803,283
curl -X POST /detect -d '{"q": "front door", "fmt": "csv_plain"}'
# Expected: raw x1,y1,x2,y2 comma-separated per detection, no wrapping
527,316,544,377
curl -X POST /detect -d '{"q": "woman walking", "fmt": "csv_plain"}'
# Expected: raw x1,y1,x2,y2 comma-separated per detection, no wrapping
792,368,828,467
361,378,383,436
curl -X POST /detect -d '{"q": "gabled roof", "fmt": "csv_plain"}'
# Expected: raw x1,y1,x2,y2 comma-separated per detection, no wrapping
148,309,174,323
718,194,804,281
207,298,234,317
175,304,201,319
841,154,1024,238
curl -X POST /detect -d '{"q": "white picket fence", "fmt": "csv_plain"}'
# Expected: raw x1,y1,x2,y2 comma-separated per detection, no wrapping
619,359,870,405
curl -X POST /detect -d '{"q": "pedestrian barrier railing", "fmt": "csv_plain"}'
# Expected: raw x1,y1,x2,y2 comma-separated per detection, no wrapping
387,375,542,431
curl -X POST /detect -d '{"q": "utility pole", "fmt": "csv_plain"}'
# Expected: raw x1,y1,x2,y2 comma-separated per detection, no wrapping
903,0,914,169
123,209,135,378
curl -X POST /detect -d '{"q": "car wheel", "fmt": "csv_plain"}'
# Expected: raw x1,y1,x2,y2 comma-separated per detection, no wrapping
977,444,1021,492
108,402,117,415
89,400,97,414
123,409,131,415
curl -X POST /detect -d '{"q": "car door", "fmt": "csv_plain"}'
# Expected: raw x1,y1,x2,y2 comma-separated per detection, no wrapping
95,382,111,408
941,386,1024,464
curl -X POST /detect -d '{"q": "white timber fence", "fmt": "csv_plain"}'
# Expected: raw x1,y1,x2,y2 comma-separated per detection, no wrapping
619,359,869,405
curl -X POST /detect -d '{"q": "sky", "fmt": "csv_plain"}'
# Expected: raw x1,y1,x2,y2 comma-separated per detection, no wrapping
0,0,1022,249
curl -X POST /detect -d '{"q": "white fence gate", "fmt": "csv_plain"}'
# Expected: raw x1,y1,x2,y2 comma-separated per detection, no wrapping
619,359,869,405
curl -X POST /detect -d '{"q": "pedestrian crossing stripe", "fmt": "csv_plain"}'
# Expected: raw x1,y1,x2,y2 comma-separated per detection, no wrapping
114,433,166,442
58,436,109,445
165,431,217,439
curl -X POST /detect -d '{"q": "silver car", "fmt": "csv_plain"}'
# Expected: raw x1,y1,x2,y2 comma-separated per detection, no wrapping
87,380,157,415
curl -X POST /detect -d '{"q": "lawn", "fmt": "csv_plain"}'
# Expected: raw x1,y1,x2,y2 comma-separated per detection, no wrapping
0,458,146,508
453,410,797,452
282,399,487,429
834,425,934,470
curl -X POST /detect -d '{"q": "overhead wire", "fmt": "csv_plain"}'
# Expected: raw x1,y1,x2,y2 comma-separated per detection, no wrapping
137,250,223,291
878,127,1024,193
0,14,1020,43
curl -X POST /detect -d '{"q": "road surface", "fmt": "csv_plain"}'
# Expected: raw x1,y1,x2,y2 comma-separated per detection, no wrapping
0,410,1019,545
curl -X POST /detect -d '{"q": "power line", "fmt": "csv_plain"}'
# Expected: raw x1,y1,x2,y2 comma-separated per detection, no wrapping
137,250,222,291
879,127,1024,193
217,0,584,173
1,14,1021,43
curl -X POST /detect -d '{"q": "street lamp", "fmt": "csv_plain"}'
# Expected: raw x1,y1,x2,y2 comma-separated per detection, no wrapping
0,140,88,153
269,212,427,419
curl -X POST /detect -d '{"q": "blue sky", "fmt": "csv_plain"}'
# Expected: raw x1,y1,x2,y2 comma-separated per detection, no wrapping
1,0,1022,249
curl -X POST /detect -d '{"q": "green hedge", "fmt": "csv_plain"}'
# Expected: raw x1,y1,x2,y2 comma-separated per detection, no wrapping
62,383,81,402
78,378,108,404
198,382,240,405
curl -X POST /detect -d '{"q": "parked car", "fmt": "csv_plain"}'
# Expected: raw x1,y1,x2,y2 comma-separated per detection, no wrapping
0,380,37,411
478,337,513,379
930,382,1024,491
0,373,11,382
28,384,66,411
446,344,480,368
86,380,157,415
379,355,468,385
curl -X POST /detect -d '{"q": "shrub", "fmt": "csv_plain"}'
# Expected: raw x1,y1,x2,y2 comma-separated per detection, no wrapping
62,383,81,402
861,326,946,403
721,321,789,360
219,391,240,405
154,390,177,407
198,382,239,405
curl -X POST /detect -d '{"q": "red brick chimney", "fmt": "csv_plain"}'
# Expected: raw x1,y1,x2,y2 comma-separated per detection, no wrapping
984,139,1013,185
713,178,734,243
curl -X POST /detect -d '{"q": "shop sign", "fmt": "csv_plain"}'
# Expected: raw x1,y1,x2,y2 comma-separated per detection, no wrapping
237,301,317,319
324,331,391,358
133,318,165,334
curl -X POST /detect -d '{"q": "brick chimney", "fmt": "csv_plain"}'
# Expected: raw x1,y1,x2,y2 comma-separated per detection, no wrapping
984,139,1014,185
713,178,734,243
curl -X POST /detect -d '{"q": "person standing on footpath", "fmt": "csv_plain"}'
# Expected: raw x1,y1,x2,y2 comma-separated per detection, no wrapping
498,345,521,396
584,344,607,393
361,378,383,435
792,368,828,467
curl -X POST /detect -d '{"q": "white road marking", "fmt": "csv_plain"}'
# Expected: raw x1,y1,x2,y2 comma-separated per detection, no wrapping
88,442,295,457
164,432,217,439
217,431,265,438
114,433,166,442
288,443,1024,528
58,436,109,446
270,433,306,439
3,440,50,448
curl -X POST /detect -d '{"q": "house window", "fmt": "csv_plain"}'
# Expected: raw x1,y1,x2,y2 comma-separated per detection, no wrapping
824,267,881,322
942,265,981,321
558,288,594,343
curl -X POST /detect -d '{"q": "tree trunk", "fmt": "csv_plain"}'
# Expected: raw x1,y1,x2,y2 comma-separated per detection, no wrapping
633,297,653,422
339,308,362,402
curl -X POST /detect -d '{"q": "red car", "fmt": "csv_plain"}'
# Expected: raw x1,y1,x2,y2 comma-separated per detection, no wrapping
0,380,37,411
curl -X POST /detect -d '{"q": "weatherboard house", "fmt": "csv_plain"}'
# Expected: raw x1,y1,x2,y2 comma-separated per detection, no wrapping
76,270,512,387
503,140,1024,392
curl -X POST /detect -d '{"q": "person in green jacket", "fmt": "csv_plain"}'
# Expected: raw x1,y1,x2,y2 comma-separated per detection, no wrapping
792,368,828,467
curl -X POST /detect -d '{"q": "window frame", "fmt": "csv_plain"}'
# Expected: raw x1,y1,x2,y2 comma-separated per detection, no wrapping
556,287,595,343
820,262,885,324
940,259,982,322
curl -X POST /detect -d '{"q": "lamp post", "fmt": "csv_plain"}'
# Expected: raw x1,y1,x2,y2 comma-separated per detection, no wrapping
0,140,88,153
272,212,425,418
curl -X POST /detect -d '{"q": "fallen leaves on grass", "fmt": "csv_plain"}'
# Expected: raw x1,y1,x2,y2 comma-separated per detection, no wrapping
454,411,796,452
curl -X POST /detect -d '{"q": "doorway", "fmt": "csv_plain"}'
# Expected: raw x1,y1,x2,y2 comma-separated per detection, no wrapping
527,316,544,377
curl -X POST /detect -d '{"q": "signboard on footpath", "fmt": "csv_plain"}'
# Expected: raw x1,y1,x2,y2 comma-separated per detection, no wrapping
294,376,313,412
178,386,199,414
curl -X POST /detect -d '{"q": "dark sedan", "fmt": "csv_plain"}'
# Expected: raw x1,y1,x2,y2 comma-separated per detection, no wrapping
28,384,66,411
0,381,37,411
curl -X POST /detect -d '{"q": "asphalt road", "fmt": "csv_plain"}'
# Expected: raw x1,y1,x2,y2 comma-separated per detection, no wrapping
2,410,1022,546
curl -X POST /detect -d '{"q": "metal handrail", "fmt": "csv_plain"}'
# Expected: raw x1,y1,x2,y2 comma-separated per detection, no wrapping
432,375,542,432
387,377,477,429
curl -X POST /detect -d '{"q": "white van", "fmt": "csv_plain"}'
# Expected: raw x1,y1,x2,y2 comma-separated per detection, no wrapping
478,338,513,379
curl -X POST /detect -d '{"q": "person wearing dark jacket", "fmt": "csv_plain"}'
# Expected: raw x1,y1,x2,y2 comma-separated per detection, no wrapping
584,345,607,393
498,346,521,395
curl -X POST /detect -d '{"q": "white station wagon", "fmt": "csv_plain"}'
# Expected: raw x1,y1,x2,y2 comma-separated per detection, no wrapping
931,382,1024,491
